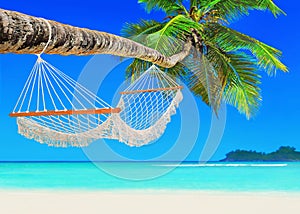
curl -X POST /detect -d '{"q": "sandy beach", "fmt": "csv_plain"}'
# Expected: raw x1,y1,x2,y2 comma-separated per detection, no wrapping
1,190,299,214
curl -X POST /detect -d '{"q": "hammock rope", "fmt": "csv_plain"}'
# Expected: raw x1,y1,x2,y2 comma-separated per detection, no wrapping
10,55,121,147
105,65,183,146
10,19,183,147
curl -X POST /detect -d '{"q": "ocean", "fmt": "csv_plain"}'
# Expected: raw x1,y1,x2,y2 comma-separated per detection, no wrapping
0,162,299,192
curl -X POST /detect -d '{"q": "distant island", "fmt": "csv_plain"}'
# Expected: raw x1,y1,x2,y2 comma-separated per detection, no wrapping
221,146,300,162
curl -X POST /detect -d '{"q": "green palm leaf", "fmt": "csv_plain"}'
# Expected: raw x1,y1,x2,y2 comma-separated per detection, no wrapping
121,20,164,40
203,41,261,117
138,0,187,15
125,58,153,82
200,0,285,22
145,15,201,55
207,23,287,75
181,50,223,111
190,0,200,8
223,52,262,118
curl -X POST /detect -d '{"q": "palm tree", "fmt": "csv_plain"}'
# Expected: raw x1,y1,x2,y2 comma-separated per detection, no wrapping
0,8,191,68
121,0,288,118
0,2,287,118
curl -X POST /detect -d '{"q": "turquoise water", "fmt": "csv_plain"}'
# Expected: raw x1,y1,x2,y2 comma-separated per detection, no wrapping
0,162,299,192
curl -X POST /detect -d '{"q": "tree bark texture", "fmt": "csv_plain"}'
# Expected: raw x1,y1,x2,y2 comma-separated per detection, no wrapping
0,9,191,68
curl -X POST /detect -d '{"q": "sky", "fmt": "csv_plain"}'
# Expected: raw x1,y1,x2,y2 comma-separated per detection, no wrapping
0,0,299,162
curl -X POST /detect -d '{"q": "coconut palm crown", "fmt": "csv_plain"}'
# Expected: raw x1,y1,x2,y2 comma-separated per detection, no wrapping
121,0,287,118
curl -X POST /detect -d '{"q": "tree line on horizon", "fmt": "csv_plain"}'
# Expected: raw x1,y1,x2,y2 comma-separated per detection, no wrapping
221,146,300,162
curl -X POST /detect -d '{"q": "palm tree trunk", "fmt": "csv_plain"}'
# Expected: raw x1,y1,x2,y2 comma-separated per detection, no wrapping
0,8,191,68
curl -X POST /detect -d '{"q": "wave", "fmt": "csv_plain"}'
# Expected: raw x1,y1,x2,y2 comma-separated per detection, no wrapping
157,163,288,167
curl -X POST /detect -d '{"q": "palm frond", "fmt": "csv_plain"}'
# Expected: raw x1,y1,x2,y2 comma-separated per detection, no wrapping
138,0,187,15
122,15,200,56
181,70,212,106
121,20,164,39
200,0,285,22
223,51,262,118
145,15,201,56
200,42,262,118
190,0,200,8
125,58,153,82
207,23,287,75
182,50,223,111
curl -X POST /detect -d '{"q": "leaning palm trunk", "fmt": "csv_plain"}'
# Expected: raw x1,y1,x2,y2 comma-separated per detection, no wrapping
0,8,191,68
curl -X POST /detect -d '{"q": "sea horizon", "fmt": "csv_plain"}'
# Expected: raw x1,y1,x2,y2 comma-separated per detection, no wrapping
1,160,299,163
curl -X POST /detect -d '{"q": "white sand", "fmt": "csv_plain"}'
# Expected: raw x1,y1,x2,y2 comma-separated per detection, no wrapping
0,190,299,214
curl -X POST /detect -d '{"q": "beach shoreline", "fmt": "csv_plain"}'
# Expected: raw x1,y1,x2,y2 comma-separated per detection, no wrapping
1,189,299,214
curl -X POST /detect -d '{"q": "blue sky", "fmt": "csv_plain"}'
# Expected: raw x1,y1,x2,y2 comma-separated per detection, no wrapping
0,0,299,161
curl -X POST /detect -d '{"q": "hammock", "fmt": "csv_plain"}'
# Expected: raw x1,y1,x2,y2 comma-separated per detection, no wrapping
10,58,183,147
9,19,183,147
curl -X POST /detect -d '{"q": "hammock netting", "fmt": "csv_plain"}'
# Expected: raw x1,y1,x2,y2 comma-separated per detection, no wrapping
10,56,183,147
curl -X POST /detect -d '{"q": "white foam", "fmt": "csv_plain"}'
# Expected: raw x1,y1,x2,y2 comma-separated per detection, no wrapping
157,163,288,167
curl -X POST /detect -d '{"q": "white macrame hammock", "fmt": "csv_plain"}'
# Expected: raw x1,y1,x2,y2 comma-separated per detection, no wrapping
10,19,183,147
10,56,183,147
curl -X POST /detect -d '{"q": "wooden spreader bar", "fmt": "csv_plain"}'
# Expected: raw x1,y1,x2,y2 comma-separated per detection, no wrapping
9,108,121,117
120,86,183,95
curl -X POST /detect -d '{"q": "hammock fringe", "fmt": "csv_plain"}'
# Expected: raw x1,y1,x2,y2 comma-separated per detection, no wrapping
17,90,183,147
